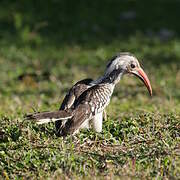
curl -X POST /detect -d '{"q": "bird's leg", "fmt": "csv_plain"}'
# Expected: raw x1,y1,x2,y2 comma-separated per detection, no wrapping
92,112,103,132
103,109,107,121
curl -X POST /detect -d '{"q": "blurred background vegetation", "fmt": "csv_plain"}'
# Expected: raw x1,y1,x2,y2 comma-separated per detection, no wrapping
0,0,179,112
0,0,180,46
0,0,180,179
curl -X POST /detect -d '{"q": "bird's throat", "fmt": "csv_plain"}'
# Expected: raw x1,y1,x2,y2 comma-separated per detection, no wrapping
99,69,124,85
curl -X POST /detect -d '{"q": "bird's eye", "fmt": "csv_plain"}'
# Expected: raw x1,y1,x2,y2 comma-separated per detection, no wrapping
131,63,136,69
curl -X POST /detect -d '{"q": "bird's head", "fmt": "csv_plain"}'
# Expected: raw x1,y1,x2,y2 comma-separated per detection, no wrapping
105,52,152,96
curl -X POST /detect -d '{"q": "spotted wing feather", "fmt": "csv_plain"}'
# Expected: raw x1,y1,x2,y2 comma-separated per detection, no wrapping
59,84,113,136
55,78,93,133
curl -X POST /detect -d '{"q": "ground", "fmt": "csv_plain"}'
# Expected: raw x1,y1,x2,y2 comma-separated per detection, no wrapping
0,1,180,179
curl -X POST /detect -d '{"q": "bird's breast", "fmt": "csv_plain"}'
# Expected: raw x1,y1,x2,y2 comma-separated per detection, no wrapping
89,84,114,115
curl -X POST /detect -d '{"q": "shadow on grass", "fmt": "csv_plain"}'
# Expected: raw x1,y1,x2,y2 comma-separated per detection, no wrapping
0,0,180,46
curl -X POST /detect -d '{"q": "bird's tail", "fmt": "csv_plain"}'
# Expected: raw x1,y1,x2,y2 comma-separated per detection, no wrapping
25,110,73,124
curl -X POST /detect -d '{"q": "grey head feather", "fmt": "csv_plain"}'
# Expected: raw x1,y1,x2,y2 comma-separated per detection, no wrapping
106,52,134,68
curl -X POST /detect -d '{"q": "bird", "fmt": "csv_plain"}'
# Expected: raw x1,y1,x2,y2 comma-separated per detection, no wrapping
26,52,152,136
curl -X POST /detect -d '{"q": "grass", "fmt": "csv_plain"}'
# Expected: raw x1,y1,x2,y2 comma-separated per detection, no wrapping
0,1,180,179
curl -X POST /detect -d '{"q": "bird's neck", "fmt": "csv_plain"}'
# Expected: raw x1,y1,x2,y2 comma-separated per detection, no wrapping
92,69,124,86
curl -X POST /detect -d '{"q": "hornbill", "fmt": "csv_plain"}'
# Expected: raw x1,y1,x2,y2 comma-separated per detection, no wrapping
26,52,152,136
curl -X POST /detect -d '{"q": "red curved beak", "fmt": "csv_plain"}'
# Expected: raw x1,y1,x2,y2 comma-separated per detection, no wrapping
131,67,152,96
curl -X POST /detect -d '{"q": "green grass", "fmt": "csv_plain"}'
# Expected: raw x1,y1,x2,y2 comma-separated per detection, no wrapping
0,1,180,179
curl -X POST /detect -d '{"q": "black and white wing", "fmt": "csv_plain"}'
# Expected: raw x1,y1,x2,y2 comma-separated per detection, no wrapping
55,78,93,133
59,83,113,136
